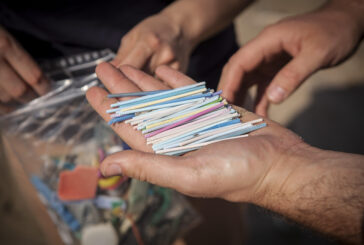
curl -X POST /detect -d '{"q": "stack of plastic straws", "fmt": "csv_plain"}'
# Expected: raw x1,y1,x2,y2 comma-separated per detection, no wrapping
106,82,266,156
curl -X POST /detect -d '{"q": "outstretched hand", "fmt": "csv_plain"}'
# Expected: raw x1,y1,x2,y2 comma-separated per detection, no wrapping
86,63,305,203
218,2,363,116
111,14,192,74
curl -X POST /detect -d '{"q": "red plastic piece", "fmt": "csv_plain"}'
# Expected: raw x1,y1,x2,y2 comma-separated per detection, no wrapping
58,165,98,201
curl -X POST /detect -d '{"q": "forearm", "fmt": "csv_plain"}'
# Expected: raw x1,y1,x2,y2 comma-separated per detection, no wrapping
325,0,364,38
257,145,364,244
160,0,252,49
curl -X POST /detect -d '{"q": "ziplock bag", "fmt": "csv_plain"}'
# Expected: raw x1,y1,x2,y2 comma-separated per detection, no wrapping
0,49,199,245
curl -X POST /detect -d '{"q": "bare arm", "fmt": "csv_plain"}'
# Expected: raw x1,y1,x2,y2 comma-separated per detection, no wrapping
113,0,252,72
329,0,364,32
256,146,364,244
160,0,253,49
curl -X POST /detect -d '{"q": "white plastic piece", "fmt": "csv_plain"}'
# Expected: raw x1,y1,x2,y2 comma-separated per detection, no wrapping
107,145,124,154
81,223,118,245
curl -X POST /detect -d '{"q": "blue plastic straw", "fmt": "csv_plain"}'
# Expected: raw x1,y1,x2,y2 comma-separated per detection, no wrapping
151,91,213,106
127,104,189,123
114,97,206,116
114,91,213,115
152,117,237,151
161,124,266,155
104,81,268,157
108,114,135,125
140,101,224,132
110,82,206,108
193,123,267,145
141,107,226,133
107,86,205,113
198,118,241,133
158,120,242,150
138,95,222,130
108,90,169,98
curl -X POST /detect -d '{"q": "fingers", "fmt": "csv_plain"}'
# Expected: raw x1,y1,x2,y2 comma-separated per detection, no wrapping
100,150,198,195
116,42,153,69
155,65,195,88
148,45,176,72
85,87,117,123
0,59,31,102
266,50,323,103
1,36,49,96
111,38,132,67
0,29,49,104
255,95,270,117
95,62,141,96
168,61,180,71
119,65,170,91
96,62,170,94
255,81,270,117
85,86,153,152
218,29,282,103
0,87,11,103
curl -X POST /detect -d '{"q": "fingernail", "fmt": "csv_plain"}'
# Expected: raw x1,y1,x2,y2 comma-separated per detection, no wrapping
267,85,286,103
104,164,122,176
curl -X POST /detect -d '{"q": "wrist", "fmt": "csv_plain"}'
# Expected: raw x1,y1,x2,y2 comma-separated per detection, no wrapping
252,142,321,208
251,142,364,243
324,0,364,39
159,6,203,51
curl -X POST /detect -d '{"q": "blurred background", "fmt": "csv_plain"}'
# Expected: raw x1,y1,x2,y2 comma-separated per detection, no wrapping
1,0,363,244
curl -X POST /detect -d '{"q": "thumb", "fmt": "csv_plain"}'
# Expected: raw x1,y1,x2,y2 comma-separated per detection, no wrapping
266,50,323,103
100,150,196,194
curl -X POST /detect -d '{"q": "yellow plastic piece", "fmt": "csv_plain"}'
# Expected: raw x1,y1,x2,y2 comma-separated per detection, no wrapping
98,175,121,188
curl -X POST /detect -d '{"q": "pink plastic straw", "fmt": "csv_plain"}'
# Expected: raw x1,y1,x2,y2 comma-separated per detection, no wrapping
145,102,225,138
147,108,229,142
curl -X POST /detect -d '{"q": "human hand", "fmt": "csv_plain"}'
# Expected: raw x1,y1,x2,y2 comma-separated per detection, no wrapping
87,64,364,244
86,62,306,204
0,27,49,109
112,13,193,74
218,2,364,116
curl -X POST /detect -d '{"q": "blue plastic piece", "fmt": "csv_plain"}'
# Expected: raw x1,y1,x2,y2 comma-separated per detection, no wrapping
31,175,81,231
108,113,135,125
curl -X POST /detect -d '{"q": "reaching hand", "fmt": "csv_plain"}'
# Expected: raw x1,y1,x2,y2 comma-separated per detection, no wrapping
111,14,192,74
218,2,363,116
86,62,305,203
0,27,49,110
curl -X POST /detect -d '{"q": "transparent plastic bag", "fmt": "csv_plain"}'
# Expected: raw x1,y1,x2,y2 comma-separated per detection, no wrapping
0,50,199,245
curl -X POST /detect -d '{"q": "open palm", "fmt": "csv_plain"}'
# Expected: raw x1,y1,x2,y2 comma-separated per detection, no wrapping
86,63,304,203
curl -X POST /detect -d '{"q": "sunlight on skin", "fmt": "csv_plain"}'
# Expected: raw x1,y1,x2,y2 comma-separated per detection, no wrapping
86,62,303,202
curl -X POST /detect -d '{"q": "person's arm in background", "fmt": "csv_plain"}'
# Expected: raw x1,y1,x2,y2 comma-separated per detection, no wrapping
86,63,364,244
0,27,49,110
112,0,252,73
219,0,364,116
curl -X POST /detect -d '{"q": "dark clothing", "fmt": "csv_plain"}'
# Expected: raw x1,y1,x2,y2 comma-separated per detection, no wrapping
0,0,238,89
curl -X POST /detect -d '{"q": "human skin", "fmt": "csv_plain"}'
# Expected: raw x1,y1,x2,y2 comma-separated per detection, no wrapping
86,63,364,244
0,27,49,108
218,0,364,116
0,0,250,112
111,0,251,73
